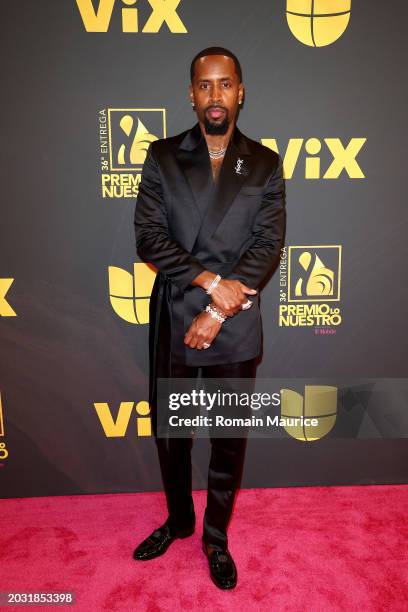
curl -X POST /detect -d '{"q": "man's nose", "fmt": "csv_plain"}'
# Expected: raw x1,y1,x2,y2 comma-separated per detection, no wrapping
209,84,222,104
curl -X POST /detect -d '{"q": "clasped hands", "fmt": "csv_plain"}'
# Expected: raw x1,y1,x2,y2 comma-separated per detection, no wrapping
184,276,257,351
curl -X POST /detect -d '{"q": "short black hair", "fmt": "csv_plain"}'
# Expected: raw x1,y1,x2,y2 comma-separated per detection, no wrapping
190,46,242,83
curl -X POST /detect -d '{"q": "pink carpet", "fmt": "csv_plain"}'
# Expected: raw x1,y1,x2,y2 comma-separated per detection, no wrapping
1,485,407,611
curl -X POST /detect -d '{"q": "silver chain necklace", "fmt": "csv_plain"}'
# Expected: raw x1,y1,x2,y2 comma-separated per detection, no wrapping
208,146,227,159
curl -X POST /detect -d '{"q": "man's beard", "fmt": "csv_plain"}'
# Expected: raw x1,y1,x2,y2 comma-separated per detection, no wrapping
204,115,229,135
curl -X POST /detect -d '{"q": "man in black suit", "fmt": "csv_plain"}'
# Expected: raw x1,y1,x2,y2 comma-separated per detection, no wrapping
133,47,286,589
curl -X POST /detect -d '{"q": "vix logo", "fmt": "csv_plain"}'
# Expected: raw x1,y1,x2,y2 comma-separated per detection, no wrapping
281,385,338,441
76,0,187,33
94,401,151,437
261,137,365,179
286,0,351,47
0,278,16,316
109,263,156,324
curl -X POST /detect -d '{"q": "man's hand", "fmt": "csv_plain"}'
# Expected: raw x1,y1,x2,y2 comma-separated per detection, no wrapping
191,271,257,316
210,279,257,317
184,310,222,350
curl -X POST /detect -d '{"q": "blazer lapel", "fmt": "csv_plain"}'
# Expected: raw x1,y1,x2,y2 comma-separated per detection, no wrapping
191,124,252,253
175,122,213,222
174,122,252,254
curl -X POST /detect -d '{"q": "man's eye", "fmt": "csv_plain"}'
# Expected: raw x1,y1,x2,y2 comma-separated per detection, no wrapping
223,82,231,87
200,83,209,89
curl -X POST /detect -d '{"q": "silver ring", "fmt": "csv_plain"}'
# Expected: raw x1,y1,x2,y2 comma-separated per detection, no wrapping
241,299,253,310
203,342,211,349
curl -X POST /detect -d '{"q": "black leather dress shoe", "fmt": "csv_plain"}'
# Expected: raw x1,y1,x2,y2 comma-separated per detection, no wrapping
133,523,194,561
202,539,237,589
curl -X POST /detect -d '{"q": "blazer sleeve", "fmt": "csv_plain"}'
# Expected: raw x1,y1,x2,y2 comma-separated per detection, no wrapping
134,143,207,292
227,153,286,289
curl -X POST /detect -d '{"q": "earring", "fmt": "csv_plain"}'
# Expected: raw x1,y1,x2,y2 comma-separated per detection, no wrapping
239,100,242,105
190,101,195,107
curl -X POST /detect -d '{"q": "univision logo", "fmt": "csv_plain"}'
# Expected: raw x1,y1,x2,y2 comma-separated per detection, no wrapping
286,0,351,47
109,263,156,324
281,385,337,441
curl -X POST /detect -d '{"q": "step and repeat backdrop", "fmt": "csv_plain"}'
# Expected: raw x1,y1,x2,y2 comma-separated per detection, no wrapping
1,1,407,498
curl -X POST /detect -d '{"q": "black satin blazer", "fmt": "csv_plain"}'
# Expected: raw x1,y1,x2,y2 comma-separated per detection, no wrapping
134,122,286,406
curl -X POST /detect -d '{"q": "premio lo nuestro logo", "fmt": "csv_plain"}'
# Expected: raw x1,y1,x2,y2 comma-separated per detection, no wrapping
279,245,342,332
98,108,166,198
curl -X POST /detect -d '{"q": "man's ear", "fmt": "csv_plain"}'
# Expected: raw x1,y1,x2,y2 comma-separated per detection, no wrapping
188,83,194,104
239,83,245,103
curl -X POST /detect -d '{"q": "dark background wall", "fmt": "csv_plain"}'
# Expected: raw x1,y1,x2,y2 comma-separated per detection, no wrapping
1,1,407,498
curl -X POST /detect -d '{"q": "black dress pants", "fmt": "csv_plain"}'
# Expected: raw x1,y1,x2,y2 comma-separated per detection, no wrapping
155,357,257,551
